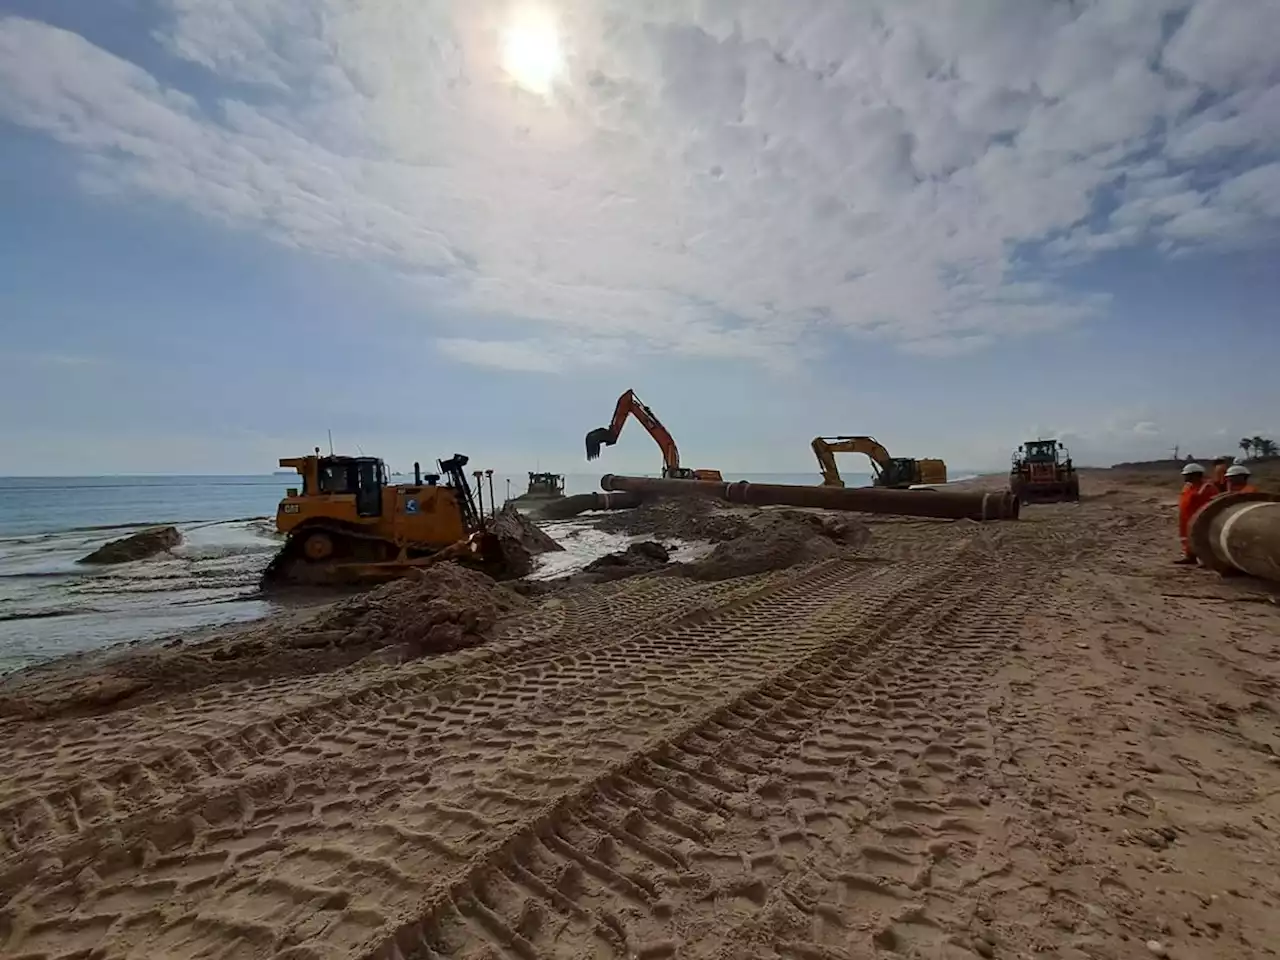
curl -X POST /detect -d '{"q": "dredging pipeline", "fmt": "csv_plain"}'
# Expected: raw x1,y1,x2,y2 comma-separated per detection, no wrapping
535,491,643,521
600,475,1020,522
1188,491,1280,583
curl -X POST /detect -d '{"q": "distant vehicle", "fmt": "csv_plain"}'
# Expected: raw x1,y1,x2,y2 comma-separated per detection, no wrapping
511,472,566,501
1010,439,1080,504
585,389,723,481
810,436,947,489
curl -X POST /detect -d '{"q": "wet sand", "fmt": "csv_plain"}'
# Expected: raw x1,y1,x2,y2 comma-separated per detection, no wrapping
1,470,1278,960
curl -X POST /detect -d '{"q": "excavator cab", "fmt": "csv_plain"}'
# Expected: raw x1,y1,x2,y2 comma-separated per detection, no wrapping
880,458,919,489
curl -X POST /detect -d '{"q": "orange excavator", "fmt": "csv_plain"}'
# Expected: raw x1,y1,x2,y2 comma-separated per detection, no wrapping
585,389,724,481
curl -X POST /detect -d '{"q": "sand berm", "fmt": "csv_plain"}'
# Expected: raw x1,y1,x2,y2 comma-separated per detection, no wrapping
1,469,1278,960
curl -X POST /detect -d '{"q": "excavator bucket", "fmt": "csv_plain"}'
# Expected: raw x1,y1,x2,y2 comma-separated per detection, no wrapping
585,427,615,461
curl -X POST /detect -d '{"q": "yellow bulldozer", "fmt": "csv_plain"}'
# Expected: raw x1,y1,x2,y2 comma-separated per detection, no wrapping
261,449,504,588
811,436,948,489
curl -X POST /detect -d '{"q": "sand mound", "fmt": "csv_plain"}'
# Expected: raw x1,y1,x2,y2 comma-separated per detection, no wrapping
78,525,180,564
490,503,563,577
595,496,754,542
581,541,671,580
294,563,527,656
681,510,871,581
0,564,527,719
517,541,673,594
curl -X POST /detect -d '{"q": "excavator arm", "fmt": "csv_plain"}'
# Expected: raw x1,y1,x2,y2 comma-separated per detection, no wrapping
811,436,894,488
586,389,682,474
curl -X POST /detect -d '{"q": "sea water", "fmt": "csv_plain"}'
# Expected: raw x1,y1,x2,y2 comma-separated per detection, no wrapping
0,471,867,674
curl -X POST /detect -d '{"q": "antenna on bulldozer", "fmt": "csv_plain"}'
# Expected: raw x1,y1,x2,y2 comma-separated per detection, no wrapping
328,430,334,456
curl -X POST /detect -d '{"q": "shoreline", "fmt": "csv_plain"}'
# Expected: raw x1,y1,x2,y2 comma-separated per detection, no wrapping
3,464,1270,692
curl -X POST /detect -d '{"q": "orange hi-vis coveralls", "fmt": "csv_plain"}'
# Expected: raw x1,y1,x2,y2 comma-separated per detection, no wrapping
1179,480,1220,558
1226,483,1259,495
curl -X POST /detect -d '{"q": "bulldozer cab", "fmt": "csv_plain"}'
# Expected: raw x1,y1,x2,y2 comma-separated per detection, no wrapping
289,455,387,518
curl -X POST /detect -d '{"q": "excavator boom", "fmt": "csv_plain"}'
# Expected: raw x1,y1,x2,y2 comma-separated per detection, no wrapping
586,389,723,481
811,436,893,488
811,436,947,489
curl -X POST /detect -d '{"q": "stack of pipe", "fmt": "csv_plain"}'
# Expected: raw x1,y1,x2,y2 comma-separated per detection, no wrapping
1188,491,1280,583
599,475,1019,522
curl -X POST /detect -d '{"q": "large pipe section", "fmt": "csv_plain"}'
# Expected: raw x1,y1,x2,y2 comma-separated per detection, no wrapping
600,475,1019,522
536,491,644,521
1188,491,1280,583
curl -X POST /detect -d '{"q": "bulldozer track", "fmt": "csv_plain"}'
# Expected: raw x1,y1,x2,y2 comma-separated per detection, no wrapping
364,560,1032,960
0,537,1045,960
0,562,836,857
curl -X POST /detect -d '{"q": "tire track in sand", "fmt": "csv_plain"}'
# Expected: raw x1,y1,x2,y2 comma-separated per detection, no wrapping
369,552,1036,960
0,564,817,858
0,556,931,959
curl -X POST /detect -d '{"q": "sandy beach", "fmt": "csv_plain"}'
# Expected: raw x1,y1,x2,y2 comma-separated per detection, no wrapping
1,470,1278,960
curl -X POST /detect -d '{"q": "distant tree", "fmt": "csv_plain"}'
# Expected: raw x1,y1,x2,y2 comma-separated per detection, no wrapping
1240,437,1254,458
1259,437,1278,458
1252,436,1267,459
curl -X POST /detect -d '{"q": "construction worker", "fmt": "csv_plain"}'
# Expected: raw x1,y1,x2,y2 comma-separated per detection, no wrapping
1212,457,1231,488
1176,463,1218,565
1222,463,1259,494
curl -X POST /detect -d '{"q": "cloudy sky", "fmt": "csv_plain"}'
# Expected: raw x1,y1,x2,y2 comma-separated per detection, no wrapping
2,0,1278,476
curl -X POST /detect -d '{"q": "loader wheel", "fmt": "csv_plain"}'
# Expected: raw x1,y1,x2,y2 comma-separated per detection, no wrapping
301,531,335,561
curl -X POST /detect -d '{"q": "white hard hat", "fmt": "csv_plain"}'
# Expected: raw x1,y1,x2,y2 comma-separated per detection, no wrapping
1181,462,1205,475
1226,464,1251,478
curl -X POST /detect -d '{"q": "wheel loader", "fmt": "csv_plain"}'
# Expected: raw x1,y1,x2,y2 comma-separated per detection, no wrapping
261,450,504,588
1009,439,1080,504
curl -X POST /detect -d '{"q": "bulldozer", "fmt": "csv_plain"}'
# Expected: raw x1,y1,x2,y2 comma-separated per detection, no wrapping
811,436,948,489
1009,439,1080,504
261,449,504,588
585,389,724,481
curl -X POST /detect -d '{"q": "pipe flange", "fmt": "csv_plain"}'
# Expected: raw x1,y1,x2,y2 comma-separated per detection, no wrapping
1188,490,1280,574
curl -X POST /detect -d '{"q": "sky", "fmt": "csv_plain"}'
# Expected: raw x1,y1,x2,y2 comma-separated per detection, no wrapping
1,0,1278,477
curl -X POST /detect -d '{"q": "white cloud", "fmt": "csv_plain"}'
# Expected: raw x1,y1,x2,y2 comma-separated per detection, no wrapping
1,1,1278,367
4,351,105,369
436,338,566,373
435,333,635,373
435,337,568,373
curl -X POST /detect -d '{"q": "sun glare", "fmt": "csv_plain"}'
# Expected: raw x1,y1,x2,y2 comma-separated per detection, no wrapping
500,7,563,96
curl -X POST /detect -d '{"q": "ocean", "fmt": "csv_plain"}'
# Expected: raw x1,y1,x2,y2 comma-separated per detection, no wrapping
0,470,862,674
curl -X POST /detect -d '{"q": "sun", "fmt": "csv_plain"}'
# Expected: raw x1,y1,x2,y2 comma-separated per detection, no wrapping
500,6,564,96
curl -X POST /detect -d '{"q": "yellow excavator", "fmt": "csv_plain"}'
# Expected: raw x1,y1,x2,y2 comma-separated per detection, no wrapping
811,436,948,489
586,389,723,481
261,449,504,588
